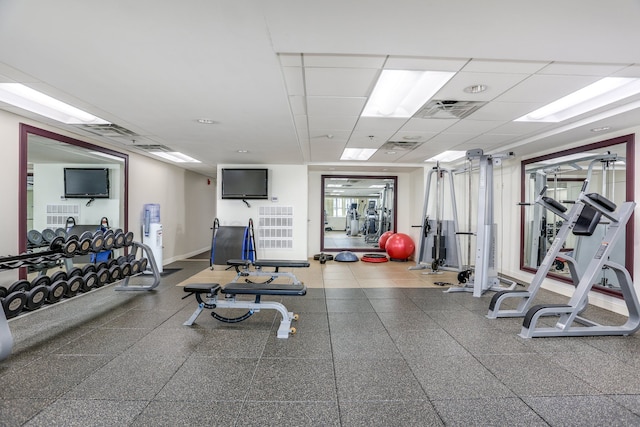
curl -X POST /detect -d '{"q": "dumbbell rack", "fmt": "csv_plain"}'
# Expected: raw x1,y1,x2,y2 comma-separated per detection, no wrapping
0,235,161,361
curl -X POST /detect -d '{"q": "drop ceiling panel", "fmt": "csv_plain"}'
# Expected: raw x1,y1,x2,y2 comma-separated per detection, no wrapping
389,131,438,143
306,96,366,116
434,71,531,101
281,67,304,95
304,67,378,97
465,102,540,121
537,62,629,76
384,56,468,71
303,54,385,68
495,74,601,103
309,130,351,141
461,59,548,74
398,118,457,133
442,119,506,134
289,96,306,115
310,140,348,162
347,131,396,147
354,117,408,132
279,53,302,67
614,65,640,77
308,115,359,131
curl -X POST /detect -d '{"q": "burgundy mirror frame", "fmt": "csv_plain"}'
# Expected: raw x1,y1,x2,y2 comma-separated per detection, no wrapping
519,134,635,297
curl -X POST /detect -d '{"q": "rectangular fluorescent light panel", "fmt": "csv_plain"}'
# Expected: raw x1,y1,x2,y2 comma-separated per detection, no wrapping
340,148,377,161
426,150,466,162
516,77,640,122
151,151,201,163
361,70,455,118
89,151,125,162
0,83,109,125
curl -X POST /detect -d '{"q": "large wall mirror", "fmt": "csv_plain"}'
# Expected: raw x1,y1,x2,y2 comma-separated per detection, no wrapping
19,124,129,255
321,175,397,252
520,134,634,296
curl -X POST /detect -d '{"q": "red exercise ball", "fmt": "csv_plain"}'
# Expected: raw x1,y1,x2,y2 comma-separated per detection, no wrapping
378,231,395,249
385,233,415,261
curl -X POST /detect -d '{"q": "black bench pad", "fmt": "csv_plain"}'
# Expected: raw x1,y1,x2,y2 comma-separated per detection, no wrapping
184,283,221,293
222,282,307,296
253,259,310,268
227,259,251,267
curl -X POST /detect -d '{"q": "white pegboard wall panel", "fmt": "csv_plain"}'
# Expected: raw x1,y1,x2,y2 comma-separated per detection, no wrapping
46,204,79,229
257,206,294,250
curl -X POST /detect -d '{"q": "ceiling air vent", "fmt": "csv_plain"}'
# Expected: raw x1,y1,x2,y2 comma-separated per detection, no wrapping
379,140,422,151
74,123,138,137
131,144,173,152
414,100,486,119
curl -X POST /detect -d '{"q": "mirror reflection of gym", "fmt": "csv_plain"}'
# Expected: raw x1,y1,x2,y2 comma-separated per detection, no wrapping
21,125,128,257
322,175,396,251
521,136,634,295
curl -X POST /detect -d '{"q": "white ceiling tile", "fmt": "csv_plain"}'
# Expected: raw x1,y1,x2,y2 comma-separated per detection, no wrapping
289,96,306,115
279,53,302,67
308,115,359,131
305,67,378,97
354,117,408,132
293,115,308,131
310,140,347,162
348,131,396,147
384,56,468,71
282,66,304,95
465,102,541,121
389,130,438,142
489,120,553,134
462,59,548,74
442,119,505,134
613,65,640,77
434,71,531,101
308,129,351,141
538,62,629,76
494,74,600,103
306,96,366,116
398,117,457,132
303,54,386,68
458,133,519,148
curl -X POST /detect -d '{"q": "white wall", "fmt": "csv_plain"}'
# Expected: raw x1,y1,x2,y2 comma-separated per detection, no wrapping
216,164,308,260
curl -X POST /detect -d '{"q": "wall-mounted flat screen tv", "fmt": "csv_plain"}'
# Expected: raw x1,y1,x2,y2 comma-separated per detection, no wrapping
221,168,269,200
64,168,110,199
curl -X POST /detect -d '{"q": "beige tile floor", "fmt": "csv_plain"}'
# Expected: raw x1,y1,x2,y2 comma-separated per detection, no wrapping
177,258,461,290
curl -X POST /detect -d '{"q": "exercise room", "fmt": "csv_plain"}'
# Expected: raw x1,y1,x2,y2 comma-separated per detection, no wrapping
2,2,640,426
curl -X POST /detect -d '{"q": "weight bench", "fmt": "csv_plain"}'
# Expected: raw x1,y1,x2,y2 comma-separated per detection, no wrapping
182,282,307,338
227,258,310,285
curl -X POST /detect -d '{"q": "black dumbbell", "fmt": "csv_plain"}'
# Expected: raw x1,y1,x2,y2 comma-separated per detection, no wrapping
24,276,49,310
129,260,141,275
113,229,126,248
45,278,68,304
123,231,135,246
2,290,27,319
27,229,44,246
103,230,116,251
7,279,30,293
65,275,83,297
54,228,68,238
139,258,149,272
94,267,110,288
120,262,132,277
91,231,105,252
50,270,68,284
107,264,122,283
67,267,83,278
41,228,57,243
81,264,97,276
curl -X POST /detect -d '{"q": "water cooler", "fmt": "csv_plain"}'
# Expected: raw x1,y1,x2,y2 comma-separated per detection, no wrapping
142,203,163,273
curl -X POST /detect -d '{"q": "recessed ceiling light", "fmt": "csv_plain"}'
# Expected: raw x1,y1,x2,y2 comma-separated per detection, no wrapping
237,149,248,153
402,135,422,141
463,84,487,94
340,148,377,161
386,151,397,155
426,150,467,162
196,118,216,124
590,126,611,132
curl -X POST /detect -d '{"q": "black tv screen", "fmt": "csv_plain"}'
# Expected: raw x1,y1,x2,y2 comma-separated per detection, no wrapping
221,168,269,200
64,168,110,199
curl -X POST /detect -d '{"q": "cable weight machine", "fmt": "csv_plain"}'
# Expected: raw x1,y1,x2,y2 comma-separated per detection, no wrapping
410,163,462,274
447,149,517,297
